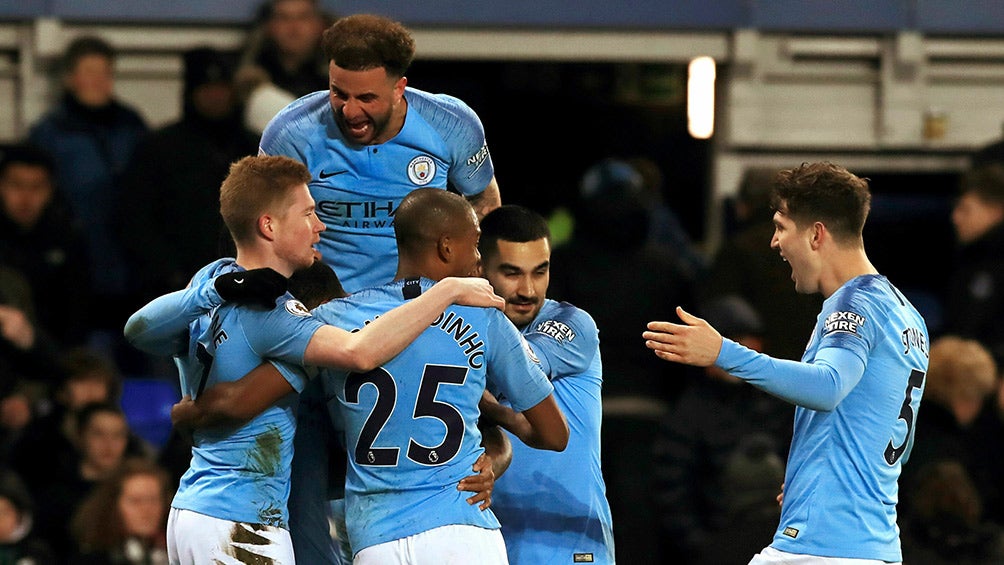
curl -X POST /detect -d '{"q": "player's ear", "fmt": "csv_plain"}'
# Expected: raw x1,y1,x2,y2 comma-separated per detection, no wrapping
258,214,276,241
437,235,452,262
394,76,407,100
810,221,826,250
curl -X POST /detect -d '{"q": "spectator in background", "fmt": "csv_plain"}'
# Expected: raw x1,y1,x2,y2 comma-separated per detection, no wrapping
34,402,137,563
626,155,707,278
549,158,697,565
976,368,1004,526
700,167,822,362
69,458,171,565
0,143,91,348
550,157,697,404
0,265,62,388
900,460,1004,565
9,347,126,492
237,0,330,133
0,467,55,565
651,295,790,563
121,47,258,301
28,35,148,354
943,163,1004,367
899,336,1000,526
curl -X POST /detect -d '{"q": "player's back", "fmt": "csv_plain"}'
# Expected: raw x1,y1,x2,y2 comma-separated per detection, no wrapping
313,278,553,553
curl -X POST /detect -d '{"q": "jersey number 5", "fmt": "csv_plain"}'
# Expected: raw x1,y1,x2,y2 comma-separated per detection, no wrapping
884,368,925,466
345,364,468,467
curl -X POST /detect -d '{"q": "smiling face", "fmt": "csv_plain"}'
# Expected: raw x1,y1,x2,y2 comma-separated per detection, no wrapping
328,63,406,145
482,238,551,328
271,183,326,273
770,204,821,295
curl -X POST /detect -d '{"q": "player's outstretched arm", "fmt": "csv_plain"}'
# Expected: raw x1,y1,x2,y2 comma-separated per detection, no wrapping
171,362,294,431
124,266,288,356
304,277,504,371
480,391,568,452
642,306,723,367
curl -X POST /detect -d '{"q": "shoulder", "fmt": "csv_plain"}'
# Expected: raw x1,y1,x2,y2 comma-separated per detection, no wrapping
261,91,331,145
405,87,482,130
535,299,597,332
111,100,148,128
28,110,64,137
822,275,908,338
188,258,238,287
830,275,896,314
526,299,598,343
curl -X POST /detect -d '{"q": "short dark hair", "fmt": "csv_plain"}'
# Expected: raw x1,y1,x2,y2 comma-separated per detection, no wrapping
959,163,1004,206
771,162,871,245
321,14,415,77
59,347,123,403
260,0,321,21
0,143,56,179
478,205,551,260
75,401,126,436
62,36,115,73
394,188,475,257
289,261,347,310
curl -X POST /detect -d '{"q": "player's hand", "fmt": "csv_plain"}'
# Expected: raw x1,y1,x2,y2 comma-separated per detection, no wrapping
777,482,785,508
214,268,288,309
458,452,495,511
642,306,723,367
441,277,504,311
171,395,198,443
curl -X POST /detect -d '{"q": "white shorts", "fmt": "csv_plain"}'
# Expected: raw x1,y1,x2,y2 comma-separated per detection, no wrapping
167,507,295,565
353,524,508,565
748,546,902,565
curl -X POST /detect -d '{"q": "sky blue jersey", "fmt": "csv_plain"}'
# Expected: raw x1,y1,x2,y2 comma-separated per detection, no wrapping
311,278,553,554
716,274,929,561
491,299,616,564
146,259,325,528
259,88,495,292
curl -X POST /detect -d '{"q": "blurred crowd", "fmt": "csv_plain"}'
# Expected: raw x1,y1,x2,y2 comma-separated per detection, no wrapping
2,0,1004,563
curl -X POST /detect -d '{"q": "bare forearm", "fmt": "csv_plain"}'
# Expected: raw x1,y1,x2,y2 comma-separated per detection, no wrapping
467,178,501,220
480,424,512,478
306,279,459,370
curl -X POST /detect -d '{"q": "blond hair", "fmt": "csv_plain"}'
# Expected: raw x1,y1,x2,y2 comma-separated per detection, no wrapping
925,335,998,405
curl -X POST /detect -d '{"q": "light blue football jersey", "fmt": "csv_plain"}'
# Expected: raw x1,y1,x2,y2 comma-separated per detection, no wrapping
259,88,495,292
718,274,928,561
311,278,553,554
491,299,616,564
169,259,325,528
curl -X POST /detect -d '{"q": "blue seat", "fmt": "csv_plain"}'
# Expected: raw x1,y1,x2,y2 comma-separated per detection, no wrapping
120,377,180,449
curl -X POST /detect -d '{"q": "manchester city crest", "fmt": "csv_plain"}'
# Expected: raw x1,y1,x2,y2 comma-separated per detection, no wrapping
407,155,436,186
